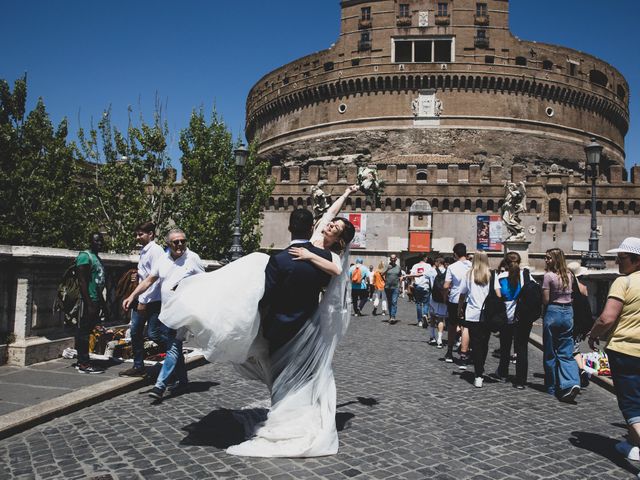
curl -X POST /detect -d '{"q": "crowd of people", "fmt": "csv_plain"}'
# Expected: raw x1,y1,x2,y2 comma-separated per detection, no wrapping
347,238,640,460
70,218,640,460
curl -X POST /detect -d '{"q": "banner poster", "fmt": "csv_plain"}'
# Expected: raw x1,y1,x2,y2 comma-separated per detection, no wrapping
477,215,503,251
347,213,366,249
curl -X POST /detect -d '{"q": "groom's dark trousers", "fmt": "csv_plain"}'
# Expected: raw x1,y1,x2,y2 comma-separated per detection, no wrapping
261,242,333,354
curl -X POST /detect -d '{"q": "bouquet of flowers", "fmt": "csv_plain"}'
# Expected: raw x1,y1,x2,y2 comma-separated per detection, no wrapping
357,166,385,205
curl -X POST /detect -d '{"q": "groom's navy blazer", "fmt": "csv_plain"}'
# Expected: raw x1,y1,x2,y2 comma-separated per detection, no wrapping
261,241,333,353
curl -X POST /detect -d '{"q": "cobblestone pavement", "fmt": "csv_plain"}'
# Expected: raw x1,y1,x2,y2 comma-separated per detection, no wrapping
1,297,637,479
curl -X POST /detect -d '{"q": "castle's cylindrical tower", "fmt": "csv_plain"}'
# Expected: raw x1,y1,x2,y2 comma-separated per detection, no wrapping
246,0,629,173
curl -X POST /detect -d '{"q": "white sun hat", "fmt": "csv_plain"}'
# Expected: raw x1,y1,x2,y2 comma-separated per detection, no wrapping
607,237,640,255
567,261,588,277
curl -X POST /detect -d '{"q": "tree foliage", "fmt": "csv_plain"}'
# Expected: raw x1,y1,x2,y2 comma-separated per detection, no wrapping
0,75,87,248
175,109,272,259
76,101,176,252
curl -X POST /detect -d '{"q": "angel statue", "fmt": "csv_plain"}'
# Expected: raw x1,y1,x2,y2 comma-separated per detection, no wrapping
501,181,527,241
311,180,332,220
357,166,385,207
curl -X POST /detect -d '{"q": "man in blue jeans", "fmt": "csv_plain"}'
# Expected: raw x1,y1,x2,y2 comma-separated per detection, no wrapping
407,254,434,327
120,221,168,377
123,228,205,401
383,254,403,324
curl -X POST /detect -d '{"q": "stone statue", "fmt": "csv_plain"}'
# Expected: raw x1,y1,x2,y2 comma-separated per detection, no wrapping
501,181,527,241
311,180,331,220
434,98,443,117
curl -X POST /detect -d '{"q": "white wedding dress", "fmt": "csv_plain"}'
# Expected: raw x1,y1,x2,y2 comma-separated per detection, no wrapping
159,214,351,457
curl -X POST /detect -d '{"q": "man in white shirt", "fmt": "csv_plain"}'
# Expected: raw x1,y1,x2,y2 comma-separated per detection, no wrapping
443,243,472,363
120,221,167,377
407,254,435,327
123,228,205,400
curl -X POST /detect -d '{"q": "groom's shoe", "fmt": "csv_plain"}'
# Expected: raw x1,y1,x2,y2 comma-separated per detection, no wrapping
149,387,164,401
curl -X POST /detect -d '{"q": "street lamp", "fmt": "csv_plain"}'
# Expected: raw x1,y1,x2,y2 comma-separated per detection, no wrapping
581,138,606,270
228,143,249,262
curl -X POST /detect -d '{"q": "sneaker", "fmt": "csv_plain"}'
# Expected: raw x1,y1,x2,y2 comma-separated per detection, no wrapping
510,354,517,364
615,440,640,461
428,338,437,346
474,377,483,388
559,385,580,403
580,370,590,388
444,353,454,363
76,363,105,374
389,318,397,325
119,366,146,377
437,342,444,349
417,321,423,327
381,312,387,316
492,369,508,383
149,387,164,400
513,384,526,390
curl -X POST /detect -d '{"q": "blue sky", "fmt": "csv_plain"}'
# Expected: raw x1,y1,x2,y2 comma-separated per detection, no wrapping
2,1,638,174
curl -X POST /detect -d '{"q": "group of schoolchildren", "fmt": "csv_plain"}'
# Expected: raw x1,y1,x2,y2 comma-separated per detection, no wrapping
352,242,592,403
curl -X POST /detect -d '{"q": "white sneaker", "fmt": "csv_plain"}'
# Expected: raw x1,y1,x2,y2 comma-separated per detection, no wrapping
474,377,483,388
417,321,423,327
616,440,640,461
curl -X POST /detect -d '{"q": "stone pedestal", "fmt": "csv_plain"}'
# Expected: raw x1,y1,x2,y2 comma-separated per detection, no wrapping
503,240,532,269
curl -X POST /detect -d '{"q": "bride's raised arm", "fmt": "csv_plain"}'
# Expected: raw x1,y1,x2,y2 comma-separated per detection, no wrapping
326,185,359,218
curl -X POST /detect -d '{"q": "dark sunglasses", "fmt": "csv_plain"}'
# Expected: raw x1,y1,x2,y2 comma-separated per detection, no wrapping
170,239,187,247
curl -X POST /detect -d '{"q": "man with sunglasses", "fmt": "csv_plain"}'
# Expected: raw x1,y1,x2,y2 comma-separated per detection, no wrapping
123,228,205,400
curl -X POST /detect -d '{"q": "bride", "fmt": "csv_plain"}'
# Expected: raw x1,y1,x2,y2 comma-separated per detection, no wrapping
159,185,359,457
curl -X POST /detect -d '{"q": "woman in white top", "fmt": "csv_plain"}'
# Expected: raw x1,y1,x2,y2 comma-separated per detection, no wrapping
459,251,491,388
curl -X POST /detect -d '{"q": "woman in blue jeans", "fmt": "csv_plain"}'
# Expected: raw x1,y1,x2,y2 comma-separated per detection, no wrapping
542,248,580,402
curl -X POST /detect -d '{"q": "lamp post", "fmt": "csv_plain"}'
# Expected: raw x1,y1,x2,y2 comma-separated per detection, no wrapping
228,143,249,262
581,138,606,270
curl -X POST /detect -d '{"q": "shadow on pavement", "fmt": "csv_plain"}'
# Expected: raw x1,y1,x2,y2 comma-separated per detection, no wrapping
569,431,639,476
181,408,268,448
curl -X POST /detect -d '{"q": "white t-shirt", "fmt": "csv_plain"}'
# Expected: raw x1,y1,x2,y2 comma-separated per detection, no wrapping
410,262,434,290
151,249,206,304
445,259,472,303
460,273,490,322
137,241,165,304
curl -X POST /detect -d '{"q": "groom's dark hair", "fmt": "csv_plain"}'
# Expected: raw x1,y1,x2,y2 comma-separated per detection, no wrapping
289,208,314,239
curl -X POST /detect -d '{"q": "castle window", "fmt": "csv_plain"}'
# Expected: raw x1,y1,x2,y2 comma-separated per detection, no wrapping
437,2,448,16
417,171,428,181
617,85,626,100
324,62,335,72
589,69,608,87
361,6,371,21
568,61,578,76
476,3,488,16
485,55,494,64
549,199,561,222
393,38,454,63
359,30,372,51
542,60,553,70
515,56,527,66
399,4,410,18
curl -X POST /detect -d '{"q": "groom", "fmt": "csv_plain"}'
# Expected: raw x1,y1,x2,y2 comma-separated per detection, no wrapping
261,208,333,354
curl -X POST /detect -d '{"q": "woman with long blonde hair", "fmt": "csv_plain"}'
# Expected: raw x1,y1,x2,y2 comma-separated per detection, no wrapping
459,251,491,387
542,248,581,402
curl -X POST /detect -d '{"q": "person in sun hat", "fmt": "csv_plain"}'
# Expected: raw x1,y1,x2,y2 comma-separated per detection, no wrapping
588,237,640,461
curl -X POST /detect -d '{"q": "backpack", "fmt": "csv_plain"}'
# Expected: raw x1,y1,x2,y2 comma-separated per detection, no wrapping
351,266,362,284
431,267,448,303
53,263,82,327
571,274,594,340
515,269,543,324
479,271,508,332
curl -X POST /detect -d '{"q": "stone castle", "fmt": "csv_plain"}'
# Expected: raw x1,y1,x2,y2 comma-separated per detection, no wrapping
246,0,638,263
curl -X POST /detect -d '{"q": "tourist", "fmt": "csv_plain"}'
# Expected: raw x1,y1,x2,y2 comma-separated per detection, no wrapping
444,243,472,363
428,257,448,348
371,261,388,317
383,254,403,324
588,238,640,460
349,258,371,317
407,254,434,327
542,248,581,402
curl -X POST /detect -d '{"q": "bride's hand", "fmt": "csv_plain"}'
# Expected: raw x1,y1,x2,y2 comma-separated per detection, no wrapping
289,247,314,261
345,184,359,196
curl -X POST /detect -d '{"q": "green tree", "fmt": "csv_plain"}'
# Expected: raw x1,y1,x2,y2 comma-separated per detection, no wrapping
77,102,176,252
175,109,272,259
0,76,87,248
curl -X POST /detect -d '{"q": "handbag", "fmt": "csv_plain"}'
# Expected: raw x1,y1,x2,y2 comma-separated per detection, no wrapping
571,274,594,340
479,271,508,332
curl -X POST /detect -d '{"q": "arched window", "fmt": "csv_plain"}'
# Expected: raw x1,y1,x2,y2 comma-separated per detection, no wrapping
618,201,625,213
606,201,614,213
442,199,450,211
630,201,637,214
385,198,392,210
395,198,402,210
589,70,608,87
417,171,428,181
487,199,495,212
596,200,604,213
464,199,472,211
453,199,461,211
277,198,285,209
530,200,538,213
405,199,413,209
268,197,275,208
572,200,581,214
287,197,294,208
356,198,363,210
297,197,304,207
515,56,527,66
542,60,553,70
549,199,561,221
432,198,439,211
617,85,627,100
475,199,483,212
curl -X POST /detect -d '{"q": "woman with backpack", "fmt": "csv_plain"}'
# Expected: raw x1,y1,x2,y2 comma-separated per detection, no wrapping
459,251,491,387
429,257,448,348
494,251,538,389
542,248,581,402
